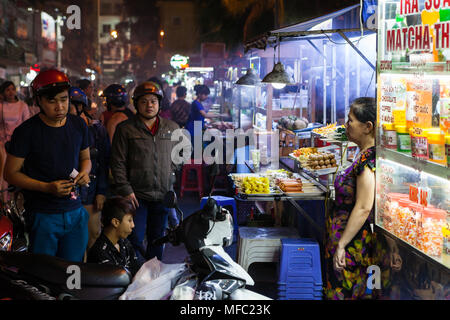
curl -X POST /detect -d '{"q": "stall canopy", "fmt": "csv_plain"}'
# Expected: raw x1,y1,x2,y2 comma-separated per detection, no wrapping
245,3,376,70
244,3,377,125
270,4,360,34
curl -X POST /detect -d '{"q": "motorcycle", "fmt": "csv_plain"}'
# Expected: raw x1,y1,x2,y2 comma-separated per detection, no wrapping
0,187,27,253
0,165,270,300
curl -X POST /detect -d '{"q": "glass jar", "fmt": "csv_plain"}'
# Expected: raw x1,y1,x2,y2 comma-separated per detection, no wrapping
417,207,446,257
396,125,411,153
427,129,446,165
383,123,397,149
410,127,429,160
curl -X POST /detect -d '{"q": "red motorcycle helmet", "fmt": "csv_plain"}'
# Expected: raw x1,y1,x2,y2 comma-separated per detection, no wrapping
31,69,70,96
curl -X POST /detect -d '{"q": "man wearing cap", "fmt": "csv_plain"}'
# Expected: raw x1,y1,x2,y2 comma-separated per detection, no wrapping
110,81,179,262
4,69,91,262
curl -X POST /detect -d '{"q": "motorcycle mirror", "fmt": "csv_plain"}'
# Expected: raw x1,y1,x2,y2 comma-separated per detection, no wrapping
163,191,177,209
209,163,220,177
208,163,221,197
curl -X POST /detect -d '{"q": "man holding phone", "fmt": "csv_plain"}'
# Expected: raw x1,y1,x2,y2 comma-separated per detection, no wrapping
4,69,91,262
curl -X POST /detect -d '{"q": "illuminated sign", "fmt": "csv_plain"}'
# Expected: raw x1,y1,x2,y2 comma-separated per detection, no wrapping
386,0,450,52
170,54,189,69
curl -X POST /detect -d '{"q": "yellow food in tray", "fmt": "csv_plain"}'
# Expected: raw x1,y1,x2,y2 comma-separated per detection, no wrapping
241,177,270,194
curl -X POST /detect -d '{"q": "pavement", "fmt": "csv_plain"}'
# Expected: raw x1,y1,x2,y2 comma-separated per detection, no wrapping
161,193,278,299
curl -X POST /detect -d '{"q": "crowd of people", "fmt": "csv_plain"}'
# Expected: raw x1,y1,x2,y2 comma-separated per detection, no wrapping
0,69,220,276
0,69,380,300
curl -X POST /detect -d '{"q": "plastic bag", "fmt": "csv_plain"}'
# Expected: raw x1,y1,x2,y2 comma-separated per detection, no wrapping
119,257,187,300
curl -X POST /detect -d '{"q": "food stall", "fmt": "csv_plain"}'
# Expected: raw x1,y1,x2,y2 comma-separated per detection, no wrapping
375,0,449,300
229,4,377,243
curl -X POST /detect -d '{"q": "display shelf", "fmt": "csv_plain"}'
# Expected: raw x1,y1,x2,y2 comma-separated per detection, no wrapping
377,147,450,179
375,225,450,272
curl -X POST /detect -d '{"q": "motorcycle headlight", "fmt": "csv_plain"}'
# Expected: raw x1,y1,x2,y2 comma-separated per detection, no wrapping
0,233,12,251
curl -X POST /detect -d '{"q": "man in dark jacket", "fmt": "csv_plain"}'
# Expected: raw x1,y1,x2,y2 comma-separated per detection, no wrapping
110,81,179,262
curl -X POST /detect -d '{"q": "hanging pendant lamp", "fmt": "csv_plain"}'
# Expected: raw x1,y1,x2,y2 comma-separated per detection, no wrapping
235,68,261,86
262,37,292,89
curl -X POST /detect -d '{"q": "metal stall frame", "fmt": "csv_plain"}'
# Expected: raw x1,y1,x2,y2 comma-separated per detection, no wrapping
244,4,377,126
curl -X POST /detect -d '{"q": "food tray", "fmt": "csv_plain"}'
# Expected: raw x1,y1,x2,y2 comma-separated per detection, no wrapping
289,153,339,175
229,173,282,196
275,184,325,198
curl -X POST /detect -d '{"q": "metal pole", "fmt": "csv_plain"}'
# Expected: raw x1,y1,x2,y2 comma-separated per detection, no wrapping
323,40,327,125
332,44,336,124
345,44,350,119
56,15,62,69
337,30,375,71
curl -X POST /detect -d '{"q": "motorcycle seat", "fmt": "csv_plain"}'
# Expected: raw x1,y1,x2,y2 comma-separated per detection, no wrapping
0,251,131,288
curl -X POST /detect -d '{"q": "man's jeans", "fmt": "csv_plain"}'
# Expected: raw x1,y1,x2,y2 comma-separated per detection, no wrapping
127,199,168,263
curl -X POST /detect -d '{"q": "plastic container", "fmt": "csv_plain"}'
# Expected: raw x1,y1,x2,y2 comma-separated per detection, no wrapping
404,203,423,247
395,199,412,239
446,135,450,167
438,98,450,134
382,123,397,149
417,207,446,257
410,127,429,160
427,129,446,165
396,125,411,153
383,193,409,233
405,91,417,129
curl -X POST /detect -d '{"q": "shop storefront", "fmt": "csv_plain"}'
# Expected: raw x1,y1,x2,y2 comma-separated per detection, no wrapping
375,0,449,300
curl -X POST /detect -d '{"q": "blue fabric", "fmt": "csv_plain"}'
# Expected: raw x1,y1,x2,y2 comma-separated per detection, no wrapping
8,114,90,213
185,100,205,140
80,121,110,205
127,199,168,262
28,207,89,262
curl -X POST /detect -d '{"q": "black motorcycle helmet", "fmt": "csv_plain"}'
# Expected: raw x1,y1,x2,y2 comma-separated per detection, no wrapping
102,84,129,108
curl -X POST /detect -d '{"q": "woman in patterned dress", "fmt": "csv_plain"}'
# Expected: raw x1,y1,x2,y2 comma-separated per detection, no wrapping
324,97,381,300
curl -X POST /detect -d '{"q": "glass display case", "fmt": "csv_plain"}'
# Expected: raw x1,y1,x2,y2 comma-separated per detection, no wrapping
376,0,450,270
232,80,265,131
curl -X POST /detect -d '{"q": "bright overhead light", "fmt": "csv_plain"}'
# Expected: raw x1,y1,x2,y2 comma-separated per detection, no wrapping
272,82,287,90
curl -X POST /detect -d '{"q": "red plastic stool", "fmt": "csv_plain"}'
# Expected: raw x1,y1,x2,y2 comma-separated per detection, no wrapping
180,160,204,198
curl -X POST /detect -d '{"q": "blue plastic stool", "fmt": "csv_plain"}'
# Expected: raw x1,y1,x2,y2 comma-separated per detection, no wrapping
278,238,323,299
200,196,238,238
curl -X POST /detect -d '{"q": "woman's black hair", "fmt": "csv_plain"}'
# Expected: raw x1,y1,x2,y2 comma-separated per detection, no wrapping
0,81,18,101
0,81,15,94
101,196,136,228
194,84,210,96
350,97,376,128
